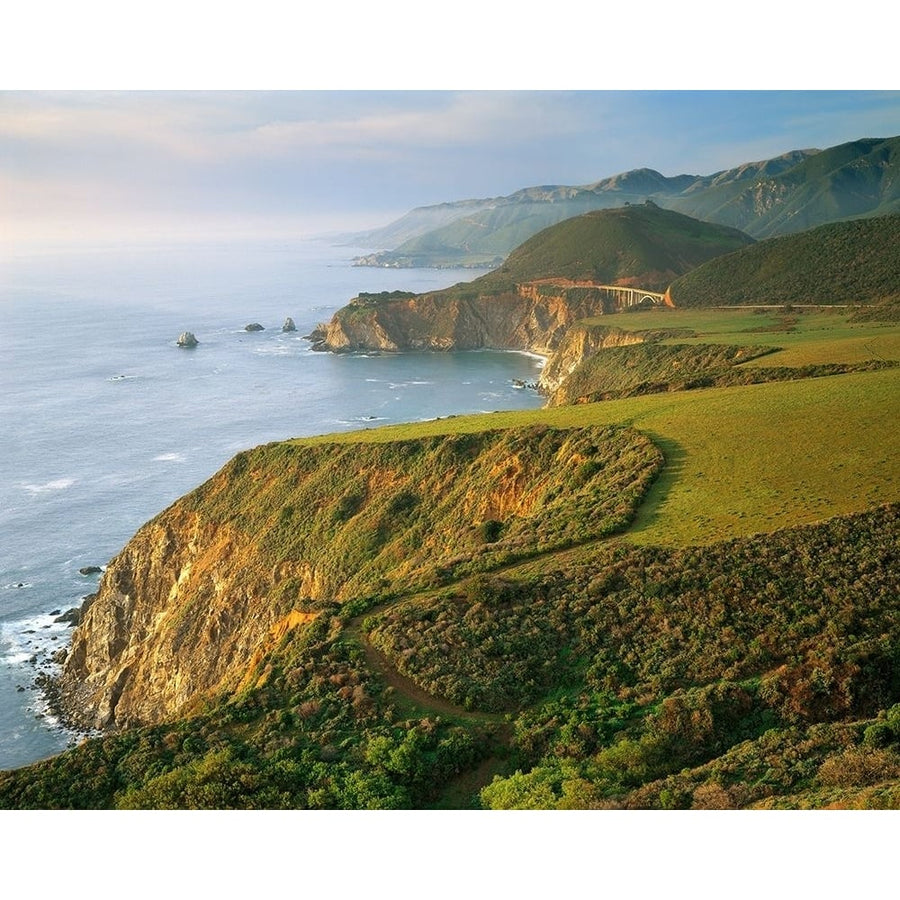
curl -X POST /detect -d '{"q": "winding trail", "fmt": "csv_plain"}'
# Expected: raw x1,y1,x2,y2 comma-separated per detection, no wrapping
336,488,657,804
343,532,628,721
352,618,506,723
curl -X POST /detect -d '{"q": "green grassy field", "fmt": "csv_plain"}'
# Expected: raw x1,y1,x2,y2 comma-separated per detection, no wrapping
295,364,899,548
584,307,900,365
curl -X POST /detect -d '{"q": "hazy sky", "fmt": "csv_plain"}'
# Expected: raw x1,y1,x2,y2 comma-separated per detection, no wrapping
3,90,900,246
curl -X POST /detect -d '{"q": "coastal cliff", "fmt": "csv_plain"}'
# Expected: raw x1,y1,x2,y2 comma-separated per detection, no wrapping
311,284,621,355
58,506,300,730
312,203,758,381
537,323,649,394
57,425,663,730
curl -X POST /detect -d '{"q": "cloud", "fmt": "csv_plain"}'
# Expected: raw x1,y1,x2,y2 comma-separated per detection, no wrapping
0,91,590,171
241,92,588,158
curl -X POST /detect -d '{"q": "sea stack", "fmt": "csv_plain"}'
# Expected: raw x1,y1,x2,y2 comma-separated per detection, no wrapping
245,323,265,332
176,331,199,348
282,317,297,333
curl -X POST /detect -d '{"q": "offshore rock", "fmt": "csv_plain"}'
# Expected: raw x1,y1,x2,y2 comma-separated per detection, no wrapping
282,317,297,333
176,331,199,348
245,323,265,332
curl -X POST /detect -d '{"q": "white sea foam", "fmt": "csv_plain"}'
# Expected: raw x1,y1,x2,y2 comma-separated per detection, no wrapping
252,344,291,356
153,452,186,462
0,611,70,668
20,477,75,495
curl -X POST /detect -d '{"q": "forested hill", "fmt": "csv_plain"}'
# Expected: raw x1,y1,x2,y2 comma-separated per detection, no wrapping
665,136,900,239
668,214,900,308
472,203,754,293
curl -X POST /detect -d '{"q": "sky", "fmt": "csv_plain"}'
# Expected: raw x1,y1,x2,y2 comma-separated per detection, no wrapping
4,90,899,248
2,4,899,248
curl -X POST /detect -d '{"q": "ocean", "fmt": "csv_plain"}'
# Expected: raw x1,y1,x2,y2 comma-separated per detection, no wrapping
0,236,545,771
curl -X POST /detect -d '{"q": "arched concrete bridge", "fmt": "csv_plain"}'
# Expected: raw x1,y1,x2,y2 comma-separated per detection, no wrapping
523,279,671,309
593,285,669,308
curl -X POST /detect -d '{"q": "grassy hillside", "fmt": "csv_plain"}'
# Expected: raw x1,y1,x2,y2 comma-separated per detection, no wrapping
668,214,900,307
448,204,754,296
546,306,900,404
301,365,898,549
666,136,900,238
179,424,662,608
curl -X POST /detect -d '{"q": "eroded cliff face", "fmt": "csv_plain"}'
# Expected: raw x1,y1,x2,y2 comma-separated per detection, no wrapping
57,426,663,731
538,324,648,394
58,506,311,731
314,286,620,356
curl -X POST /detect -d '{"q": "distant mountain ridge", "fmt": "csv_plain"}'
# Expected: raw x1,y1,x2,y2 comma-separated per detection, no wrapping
348,137,900,268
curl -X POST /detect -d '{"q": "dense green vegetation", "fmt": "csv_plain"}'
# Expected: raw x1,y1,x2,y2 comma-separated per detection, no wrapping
667,136,900,239
2,191,899,809
668,215,900,308
476,504,900,809
2,502,897,809
0,371,897,805
180,424,662,607
851,294,900,323
0,614,494,809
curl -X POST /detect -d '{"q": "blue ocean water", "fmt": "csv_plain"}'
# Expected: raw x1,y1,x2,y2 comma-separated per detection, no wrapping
0,237,545,771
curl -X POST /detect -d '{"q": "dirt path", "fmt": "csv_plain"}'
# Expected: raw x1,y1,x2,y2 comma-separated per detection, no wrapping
339,529,632,805
344,532,623,722
357,632,504,722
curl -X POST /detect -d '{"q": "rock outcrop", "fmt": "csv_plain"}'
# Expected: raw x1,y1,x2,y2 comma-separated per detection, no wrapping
282,317,297,333
537,324,648,394
245,323,265,332
176,332,199,348
312,285,621,356
57,505,299,730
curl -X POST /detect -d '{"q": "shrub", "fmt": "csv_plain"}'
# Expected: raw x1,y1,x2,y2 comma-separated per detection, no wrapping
478,519,504,544
818,747,900,787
